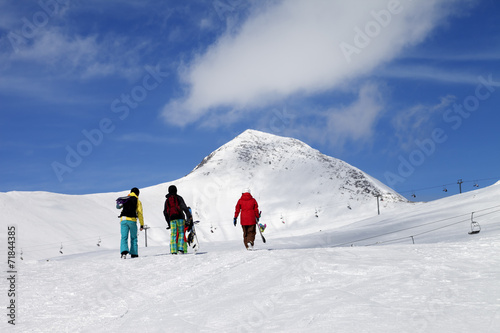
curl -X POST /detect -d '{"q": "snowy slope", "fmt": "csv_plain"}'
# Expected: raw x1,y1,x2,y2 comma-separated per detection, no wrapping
2,182,500,332
1,130,499,332
10,236,500,333
1,129,405,260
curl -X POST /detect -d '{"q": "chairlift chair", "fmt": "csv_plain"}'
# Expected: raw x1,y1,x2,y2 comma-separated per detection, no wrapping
468,212,481,235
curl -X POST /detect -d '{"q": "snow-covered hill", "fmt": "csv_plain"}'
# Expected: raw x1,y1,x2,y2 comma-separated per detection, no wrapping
3,183,500,332
0,129,405,260
1,130,499,332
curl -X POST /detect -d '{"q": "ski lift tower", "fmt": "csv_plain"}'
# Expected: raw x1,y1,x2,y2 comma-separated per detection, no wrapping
143,225,151,247
376,194,382,215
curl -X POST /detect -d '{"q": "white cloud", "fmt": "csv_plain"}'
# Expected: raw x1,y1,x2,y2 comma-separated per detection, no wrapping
11,29,98,64
6,28,145,80
161,0,467,127
326,83,385,147
281,83,385,149
378,65,484,85
392,94,456,150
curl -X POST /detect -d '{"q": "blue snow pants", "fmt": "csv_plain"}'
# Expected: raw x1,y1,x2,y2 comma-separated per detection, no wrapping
121,220,138,255
170,219,185,254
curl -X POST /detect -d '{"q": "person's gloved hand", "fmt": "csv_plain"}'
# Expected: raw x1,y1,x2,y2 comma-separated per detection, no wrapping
233,218,237,226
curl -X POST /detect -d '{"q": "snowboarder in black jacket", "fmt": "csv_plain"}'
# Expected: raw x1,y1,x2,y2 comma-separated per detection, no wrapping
163,185,192,254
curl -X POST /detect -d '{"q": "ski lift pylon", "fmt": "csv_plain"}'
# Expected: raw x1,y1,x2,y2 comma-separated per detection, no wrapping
468,212,481,235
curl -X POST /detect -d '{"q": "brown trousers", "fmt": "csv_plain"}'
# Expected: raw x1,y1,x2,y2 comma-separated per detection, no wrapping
241,224,256,248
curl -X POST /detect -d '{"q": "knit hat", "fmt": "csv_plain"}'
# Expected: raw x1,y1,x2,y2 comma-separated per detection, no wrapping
168,185,177,195
131,187,140,196
242,188,251,194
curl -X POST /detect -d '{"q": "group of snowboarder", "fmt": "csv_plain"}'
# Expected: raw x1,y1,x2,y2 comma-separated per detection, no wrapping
117,186,262,258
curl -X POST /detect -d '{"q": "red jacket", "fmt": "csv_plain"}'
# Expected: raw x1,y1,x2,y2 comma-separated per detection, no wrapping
234,193,259,225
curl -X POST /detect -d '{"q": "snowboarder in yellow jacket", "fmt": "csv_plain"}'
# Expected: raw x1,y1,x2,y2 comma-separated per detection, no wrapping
118,187,144,258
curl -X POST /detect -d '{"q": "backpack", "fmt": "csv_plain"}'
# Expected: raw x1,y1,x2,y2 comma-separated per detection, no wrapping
117,196,138,218
166,194,181,218
116,196,131,209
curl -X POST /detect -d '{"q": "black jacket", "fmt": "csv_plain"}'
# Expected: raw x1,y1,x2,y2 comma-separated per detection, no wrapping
119,196,138,218
163,194,192,223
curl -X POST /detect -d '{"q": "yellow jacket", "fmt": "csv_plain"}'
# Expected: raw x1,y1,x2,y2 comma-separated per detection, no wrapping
120,192,144,226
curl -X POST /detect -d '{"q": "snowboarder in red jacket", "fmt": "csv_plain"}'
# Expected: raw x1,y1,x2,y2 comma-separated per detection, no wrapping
234,188,260,250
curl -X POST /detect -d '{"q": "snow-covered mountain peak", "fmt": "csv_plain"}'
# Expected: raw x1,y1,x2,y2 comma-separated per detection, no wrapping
192,129,404,204
193,129,311,171
231,129,316,162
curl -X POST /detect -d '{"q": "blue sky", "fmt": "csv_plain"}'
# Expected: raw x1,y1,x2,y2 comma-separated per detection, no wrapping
1,0,499,201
